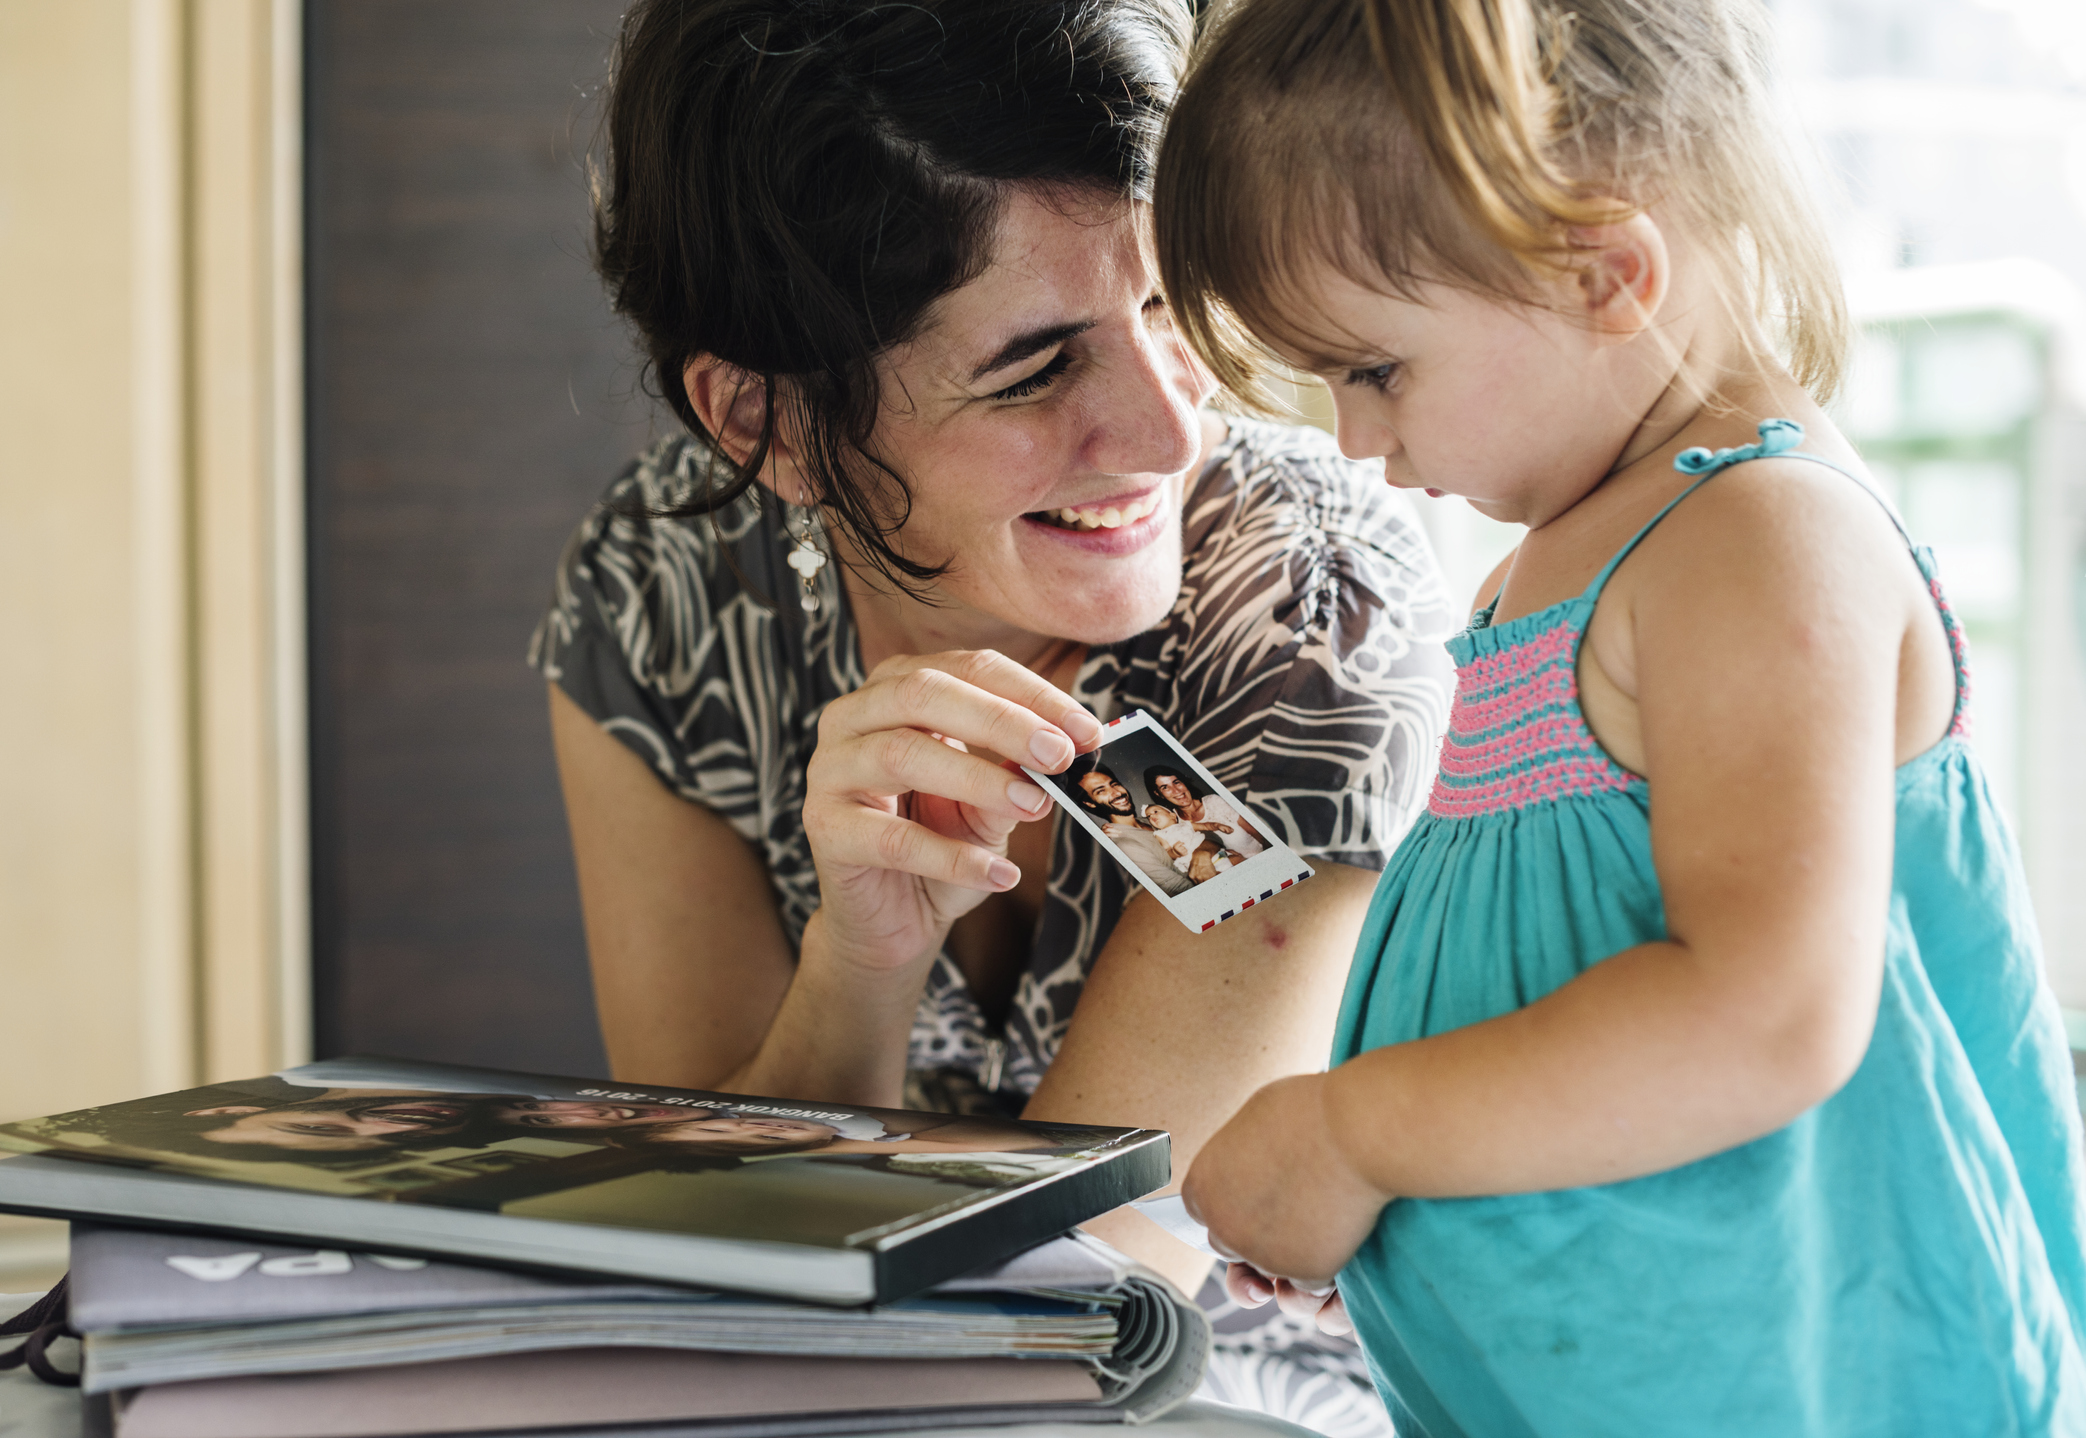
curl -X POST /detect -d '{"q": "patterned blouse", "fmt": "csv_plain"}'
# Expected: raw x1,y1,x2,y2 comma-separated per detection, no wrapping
531,417,1458,1101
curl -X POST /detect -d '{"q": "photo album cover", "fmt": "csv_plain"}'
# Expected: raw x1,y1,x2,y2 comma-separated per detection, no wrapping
0,1057,1169,1305
1026,711,1315,932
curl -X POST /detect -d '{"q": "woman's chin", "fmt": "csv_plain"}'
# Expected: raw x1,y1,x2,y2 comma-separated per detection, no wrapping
1013,537,1183,645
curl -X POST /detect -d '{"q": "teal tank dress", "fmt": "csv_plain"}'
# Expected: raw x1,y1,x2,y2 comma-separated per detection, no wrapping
1332,421,2086,1436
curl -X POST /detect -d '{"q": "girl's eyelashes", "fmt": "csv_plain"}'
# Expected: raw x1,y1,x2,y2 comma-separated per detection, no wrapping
988,349,1073,401
1344,362,1400,393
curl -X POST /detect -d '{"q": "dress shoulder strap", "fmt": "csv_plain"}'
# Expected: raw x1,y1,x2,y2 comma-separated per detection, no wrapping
1580,418,1907,602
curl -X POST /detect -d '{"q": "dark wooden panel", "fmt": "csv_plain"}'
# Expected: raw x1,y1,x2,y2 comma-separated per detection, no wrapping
306,0,651,1072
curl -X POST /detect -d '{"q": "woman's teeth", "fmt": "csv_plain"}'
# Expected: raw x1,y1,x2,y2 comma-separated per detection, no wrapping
1037,491,1161,531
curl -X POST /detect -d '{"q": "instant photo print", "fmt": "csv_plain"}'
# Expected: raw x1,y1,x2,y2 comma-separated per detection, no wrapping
1024,711,1314,933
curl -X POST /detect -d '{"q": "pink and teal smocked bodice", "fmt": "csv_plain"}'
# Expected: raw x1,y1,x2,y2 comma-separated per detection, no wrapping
1332,421,2086,1437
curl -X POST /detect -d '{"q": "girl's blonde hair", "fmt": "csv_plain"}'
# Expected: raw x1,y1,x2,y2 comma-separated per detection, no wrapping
1154,0,1846,405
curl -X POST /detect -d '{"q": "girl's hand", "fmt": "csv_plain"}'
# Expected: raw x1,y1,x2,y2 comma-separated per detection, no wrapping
802,650,1099,973
1182,1072,1391,1289
1223,1263,1353,1336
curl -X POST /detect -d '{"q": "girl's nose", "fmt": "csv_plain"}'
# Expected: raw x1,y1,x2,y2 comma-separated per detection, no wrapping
1329,390,1402,464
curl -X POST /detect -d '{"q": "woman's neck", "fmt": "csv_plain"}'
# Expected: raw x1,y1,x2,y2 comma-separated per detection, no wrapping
842,563,1078,677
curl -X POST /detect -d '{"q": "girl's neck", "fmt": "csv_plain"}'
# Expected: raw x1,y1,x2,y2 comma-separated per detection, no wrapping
1607,250,1798,482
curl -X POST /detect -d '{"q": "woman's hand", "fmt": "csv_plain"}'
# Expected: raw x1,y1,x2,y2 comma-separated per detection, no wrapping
1182,1072,1391,1292
802,649,1100,974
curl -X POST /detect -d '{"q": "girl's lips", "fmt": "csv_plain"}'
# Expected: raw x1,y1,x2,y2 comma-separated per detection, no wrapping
1425,488,1445,498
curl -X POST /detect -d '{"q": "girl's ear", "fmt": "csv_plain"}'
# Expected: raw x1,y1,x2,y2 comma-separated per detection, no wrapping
1568,212,1669,340
682,356,810,500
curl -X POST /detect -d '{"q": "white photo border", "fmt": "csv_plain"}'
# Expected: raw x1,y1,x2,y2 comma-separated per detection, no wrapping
1023,711,1315,933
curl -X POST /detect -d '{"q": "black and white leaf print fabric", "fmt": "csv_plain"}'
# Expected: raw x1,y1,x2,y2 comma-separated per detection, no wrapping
531,417,1459,1098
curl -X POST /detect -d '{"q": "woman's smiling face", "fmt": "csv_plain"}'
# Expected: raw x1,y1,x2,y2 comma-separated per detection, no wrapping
851,187,1215,644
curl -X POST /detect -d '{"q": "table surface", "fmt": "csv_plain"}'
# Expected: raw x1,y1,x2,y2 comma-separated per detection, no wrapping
0,1295,1321,1438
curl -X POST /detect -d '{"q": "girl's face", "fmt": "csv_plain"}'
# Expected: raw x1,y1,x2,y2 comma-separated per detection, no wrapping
847,188,1216,643
1145,803,1178,827
1281,264,1654,528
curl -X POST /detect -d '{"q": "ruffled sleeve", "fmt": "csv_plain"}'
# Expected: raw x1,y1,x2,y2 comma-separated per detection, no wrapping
1133,420,1460,870
529,437,787,847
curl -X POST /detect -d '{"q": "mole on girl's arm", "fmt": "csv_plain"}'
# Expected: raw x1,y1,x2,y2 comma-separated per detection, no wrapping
1263,923,1290,951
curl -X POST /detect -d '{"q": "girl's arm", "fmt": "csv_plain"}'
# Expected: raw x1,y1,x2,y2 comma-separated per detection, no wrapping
1186,464,1925,1285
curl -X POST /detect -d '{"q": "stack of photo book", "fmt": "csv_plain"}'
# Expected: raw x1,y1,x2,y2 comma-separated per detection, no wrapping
0,1057,1206,1438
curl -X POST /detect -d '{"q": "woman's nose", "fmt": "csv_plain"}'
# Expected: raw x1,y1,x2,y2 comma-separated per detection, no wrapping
1081,326,1205,477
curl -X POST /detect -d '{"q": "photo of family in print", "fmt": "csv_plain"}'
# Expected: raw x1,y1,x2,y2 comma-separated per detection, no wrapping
1048,724,1268,898
0,1059,1124,1242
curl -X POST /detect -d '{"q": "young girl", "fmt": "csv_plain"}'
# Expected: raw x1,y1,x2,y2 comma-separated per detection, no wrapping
1142,801,1238,877
1155,0,2086,1431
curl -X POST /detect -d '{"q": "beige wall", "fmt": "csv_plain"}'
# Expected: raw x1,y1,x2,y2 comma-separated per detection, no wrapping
0,0,304,1289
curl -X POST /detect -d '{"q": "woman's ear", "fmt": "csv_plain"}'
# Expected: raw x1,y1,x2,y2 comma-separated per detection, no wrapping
682,356,809,500
1567,211,1669,340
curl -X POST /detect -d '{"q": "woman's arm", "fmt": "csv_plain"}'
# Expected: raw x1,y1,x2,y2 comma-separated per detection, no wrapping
553,681,987,1101
554,647,1099,1106
550,682,796,1089
1024,860,1382,1293
1183,836,1227,885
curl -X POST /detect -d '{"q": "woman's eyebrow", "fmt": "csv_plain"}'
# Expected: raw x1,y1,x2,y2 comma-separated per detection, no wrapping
968,319,1095,382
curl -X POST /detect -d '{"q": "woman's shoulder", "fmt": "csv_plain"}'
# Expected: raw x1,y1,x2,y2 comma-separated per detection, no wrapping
530,432,805,732
1176,416,1455,641
559,433,773,583
1099,417,1460,866
1188,416,1434,560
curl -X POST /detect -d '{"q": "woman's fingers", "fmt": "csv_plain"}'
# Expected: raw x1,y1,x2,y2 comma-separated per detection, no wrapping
819,808,1021,893
813,726,1053,823
835,651,1101,767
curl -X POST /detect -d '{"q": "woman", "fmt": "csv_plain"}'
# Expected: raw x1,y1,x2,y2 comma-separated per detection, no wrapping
1147,768,1267,860
532,1,1453,1427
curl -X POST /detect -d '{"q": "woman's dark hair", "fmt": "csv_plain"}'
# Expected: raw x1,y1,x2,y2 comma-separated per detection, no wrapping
595,0,1189,596
1143,765,1206,804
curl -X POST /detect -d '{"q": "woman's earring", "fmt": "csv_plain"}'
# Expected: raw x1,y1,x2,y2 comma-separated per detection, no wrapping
785,497,827,614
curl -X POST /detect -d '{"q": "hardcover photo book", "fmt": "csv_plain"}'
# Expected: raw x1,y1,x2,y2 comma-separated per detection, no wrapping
0,1057,1170,1305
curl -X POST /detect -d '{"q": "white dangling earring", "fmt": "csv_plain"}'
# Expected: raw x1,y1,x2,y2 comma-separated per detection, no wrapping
784,491,827,614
